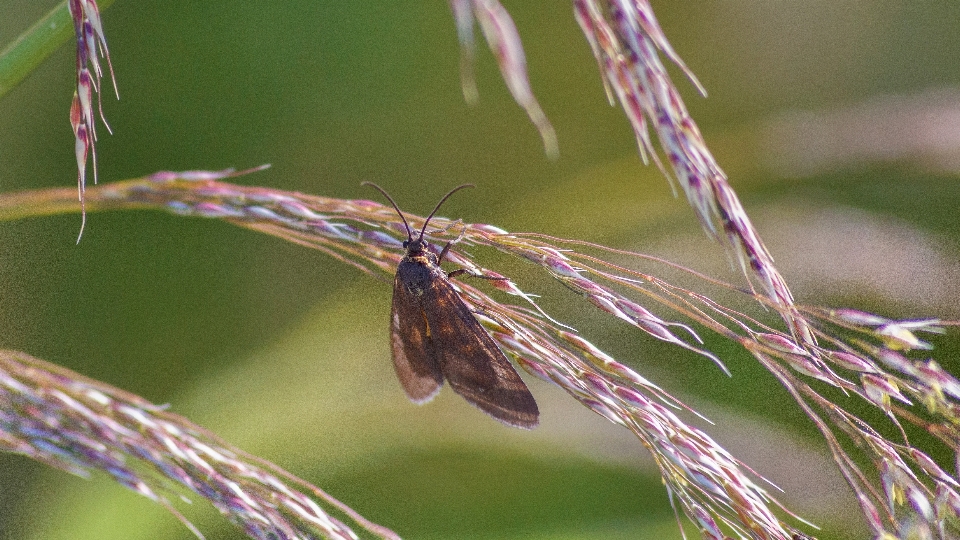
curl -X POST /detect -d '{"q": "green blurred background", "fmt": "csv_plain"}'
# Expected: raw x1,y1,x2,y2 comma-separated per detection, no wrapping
2,1,960,538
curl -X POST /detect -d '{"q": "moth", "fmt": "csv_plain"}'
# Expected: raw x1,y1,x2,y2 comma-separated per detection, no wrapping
362,182,539,429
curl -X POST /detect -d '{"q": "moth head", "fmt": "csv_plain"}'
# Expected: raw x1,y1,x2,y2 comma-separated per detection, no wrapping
361,182,475,254
402,236,427,254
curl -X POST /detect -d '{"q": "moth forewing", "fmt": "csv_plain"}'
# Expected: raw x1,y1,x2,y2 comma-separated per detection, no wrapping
390,270,443,403
426,281,539,429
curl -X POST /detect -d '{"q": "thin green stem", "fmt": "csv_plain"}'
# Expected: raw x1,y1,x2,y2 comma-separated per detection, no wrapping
0,186,83,221
0,0,117,99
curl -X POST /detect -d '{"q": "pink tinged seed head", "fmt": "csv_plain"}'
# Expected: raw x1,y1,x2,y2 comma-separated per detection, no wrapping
176,169,236,181
66,174,941,536
635,317,680,343
827,351,880,374
487,273,521,294
582,398,624,425
146,171,180,182
905,484,935,522
862,374,912,409
83,0,112,60
72,93,95,125
691,472,726,500
784,352,834,383
548,260,582,280
244,206,284,223
560,331,664,388
582,372,614,399
515,356,549,379
74,128,89,185
305,220,351,240
441,250,471,267
659,445,697,483
472,0,558,158
69,91,84,132
559,331,613,362
755,332,807,356
361,230,402,248
632,415,668,442
614,299,656,325
68,0,83,28
450,0,478,103
351,199,387,212
877,323,931,351
74,0,117,97
612,386,651,409
831,308,891,327
854,493,885,534
690,505,726,540
76,68,93,127
909,449,956,487
588,294,633,325
68,0,118,238
470,223,509,235
278,200,322,220
915,360,960,401
573,0,807,340
937,485,960,518
83,22,100,76
495,335,537,363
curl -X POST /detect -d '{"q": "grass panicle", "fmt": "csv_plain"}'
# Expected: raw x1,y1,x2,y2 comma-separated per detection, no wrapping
449,0,559,159
568,0,814,348
0,348,400,540
458,0,813,346
4,168,958,538
67,0,117,241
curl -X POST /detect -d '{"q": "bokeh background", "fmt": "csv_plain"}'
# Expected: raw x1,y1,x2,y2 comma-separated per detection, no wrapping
2,1,960,538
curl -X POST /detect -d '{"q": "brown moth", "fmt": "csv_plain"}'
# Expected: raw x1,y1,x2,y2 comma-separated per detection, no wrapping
362,182,539,429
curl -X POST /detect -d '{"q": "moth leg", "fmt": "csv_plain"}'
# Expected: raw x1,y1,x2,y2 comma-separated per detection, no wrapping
449,220,468,243
437,240,453,264
436,226,508,282
427,218,465,236
433,222,470,264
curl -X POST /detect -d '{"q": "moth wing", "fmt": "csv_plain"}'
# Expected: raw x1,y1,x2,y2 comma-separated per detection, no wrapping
424,280,539,429
390,274,444,403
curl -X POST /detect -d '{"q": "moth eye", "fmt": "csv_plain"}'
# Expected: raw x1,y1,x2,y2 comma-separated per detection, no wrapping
402,240,410,248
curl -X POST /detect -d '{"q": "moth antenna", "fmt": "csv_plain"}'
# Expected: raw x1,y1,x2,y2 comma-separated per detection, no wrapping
361,182,413,241
420,184,474,240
